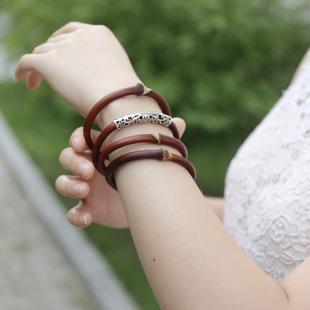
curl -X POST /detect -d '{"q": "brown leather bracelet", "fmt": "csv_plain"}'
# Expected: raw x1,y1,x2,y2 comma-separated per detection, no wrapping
92,119,180,172
98,133,188,174
105,148,196,190
84,83,172,150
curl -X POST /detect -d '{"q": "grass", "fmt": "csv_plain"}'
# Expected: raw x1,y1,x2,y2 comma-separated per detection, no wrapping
0,81,250,309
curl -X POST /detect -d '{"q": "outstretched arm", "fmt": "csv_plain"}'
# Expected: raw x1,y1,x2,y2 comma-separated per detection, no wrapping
95,93,288,310
16,22,310,310
54,123,224,229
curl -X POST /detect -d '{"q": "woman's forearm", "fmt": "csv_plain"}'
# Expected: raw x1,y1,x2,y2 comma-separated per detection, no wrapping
99,97,288,309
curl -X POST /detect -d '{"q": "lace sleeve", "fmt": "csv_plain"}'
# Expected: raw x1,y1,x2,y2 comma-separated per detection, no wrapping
223,50,310,281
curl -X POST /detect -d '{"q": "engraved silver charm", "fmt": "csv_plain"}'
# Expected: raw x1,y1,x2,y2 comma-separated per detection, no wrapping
114,112,172,129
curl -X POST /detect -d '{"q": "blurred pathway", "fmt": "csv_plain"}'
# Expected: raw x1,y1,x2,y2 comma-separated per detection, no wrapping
0,112,139,310
0,15,138,309
0,147,98,309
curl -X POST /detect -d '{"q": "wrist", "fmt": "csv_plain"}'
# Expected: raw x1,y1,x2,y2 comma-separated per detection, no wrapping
87,84,181,161
97,96,163,129
85,78,156,127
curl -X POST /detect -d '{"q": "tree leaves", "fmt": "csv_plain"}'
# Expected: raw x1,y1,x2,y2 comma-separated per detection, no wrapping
1,0,309,134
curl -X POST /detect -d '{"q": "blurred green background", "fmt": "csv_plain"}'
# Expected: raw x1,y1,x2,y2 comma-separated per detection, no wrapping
0,0,309,308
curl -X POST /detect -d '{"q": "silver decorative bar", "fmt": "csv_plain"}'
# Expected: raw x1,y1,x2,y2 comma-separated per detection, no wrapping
113,112,172,129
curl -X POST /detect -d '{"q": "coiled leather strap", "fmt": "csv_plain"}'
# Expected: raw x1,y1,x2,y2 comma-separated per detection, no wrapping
92,120,180,172
105,148,197,190
98,133,188,174
83,83,197,191
84,83,172,150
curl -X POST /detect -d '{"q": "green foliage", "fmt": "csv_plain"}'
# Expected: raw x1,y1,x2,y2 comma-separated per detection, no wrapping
1,1,310,308
1,0,309,135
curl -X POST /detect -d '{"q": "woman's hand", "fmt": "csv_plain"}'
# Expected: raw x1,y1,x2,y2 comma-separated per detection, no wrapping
55,118,187,229
15,21,141,116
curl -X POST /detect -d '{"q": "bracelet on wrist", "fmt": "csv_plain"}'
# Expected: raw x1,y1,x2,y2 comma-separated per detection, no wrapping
84,82,172,150
83,83,197,191
92,112,180,173
98,133,188,174
105,148,197,190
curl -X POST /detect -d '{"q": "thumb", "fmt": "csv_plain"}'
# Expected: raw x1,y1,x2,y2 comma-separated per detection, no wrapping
172,117,186,138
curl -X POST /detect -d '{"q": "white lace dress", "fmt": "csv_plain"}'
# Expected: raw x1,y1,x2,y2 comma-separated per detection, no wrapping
223,54,310,282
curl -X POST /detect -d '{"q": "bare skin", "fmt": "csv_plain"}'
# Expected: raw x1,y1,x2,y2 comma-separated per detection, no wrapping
15,21,310,309
55,125,224,229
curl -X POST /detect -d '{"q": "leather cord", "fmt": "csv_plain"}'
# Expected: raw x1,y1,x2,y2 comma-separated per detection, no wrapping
83,83,172,150
92,120,180,172
83,83,197,192
98,133,188,174
105,148,197,190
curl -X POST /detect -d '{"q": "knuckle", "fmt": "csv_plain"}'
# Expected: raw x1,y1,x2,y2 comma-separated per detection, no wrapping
95,24,111,34
19,54,28,63
67,21,80,28
99,24,108,30
20,51,50,69
40,50,56,63
70,127,85,149
19,54,34,65
32,43,45,53
32,46,39,54
75,126,84,137
33,42,63,54
75,127,85,142
58,147,72,163
74,27,88,36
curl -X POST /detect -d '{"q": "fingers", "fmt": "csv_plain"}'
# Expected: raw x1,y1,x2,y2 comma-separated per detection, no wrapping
59,147,95,180
18,31,70,85
172,117,186,138
50,21,90,38
47,33,70,43
68,117,185,155
63,116,185,177
55,175,90,198
24,41,63,88
15,53,45,81
69,127,88,153
26,70,42,90
67,202,93,228
69,126,100,153
32,42,61,54
16,41,61,81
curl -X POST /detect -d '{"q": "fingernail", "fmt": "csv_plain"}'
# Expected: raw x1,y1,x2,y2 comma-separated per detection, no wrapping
79,163,90,176
80,214,89,226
